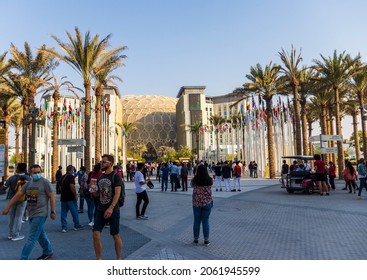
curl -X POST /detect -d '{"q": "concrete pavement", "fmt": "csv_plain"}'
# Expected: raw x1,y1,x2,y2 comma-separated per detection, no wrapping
1,178,367,260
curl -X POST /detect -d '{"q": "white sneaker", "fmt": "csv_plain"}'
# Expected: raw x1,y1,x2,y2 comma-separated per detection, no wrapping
88,222,94,227
12,235,25,241
61,229,67,233
139,215,149,220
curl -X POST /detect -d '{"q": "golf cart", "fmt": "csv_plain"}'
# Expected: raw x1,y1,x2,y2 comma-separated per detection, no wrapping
281,155,318,194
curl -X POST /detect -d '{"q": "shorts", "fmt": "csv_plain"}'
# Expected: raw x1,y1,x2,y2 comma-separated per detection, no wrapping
93,209,120,236
315,173,325,182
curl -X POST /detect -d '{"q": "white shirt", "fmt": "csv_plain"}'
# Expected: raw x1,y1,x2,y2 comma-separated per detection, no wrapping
134,171,147,193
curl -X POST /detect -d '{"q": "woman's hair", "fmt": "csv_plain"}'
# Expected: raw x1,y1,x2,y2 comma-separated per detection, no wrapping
314,154,321,160
347,161,355,175
192,164,213,186
93,163,101,173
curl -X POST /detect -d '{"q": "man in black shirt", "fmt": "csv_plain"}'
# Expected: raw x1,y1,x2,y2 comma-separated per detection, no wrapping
60,165,83,232
93,154,123,260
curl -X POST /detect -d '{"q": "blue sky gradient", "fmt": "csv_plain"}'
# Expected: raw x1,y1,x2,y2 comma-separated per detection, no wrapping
2,0,367,139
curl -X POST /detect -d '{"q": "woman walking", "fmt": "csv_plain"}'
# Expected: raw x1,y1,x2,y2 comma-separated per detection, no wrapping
343,161,357,194
328,162,336,190
191,164,213,246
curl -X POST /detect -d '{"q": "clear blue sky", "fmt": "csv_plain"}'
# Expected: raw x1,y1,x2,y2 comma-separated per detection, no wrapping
2,0,367,138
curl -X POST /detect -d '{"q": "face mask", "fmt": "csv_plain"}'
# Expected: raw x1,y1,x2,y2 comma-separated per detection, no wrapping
32,174,42,181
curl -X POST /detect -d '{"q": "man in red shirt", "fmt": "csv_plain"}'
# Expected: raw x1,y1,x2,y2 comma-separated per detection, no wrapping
233,161,242,191
314,154,329,195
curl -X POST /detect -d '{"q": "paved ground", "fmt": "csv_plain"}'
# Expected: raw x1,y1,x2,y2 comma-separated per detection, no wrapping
1,177,367,260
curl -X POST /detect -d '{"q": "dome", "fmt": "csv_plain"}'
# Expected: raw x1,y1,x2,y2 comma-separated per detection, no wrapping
122,95,178,161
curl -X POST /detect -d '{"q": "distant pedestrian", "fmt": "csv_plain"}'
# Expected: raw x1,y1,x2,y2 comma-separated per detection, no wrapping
78,166,88,213
191,164,213,247
135,163,150,220
160,163,169,191
328,162,336,190
314,154,329,196
2,164,56,260
357,158,367,199
221,161,231,192
181,163,189,191
60,165,83,232
343,162,357,194
233,161,242,191
55,166,62,194
2,163,31,241
213,162,222,192
281,160,289,187
170,162,179,192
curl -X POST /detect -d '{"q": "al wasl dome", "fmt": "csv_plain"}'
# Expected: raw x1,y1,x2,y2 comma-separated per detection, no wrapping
122,95,177,161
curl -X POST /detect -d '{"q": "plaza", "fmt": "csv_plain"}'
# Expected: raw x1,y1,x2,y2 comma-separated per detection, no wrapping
1,177,367,260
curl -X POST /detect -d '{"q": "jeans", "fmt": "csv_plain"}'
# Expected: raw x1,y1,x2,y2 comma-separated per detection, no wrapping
223,178,231,191
61,200,81,229
79,193,85,210
215,176,222,189
170,174,178,191
233,177,241,189
161,177,168,191
358,178,367,196
21,216,52,260
181,175,188,191
136,190,149,217
8,201,26,238
85,197,95,223
329,175,336,190
193,203,212,240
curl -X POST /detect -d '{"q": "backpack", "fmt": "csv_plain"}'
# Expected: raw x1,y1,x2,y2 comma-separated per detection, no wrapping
15,175,28,202
111,172,125,207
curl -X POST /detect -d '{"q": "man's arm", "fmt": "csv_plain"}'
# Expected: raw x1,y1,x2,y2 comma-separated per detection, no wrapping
48,191,56,220
2,191,24,215
104,185,121,219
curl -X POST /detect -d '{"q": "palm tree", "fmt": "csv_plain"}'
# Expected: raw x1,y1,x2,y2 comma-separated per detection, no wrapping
243,62,281,178
2,73,28,162
8,42,56,166
297,67,317,155
209,115,225,162
93,46,126,162
313,50,361,178
349,67,367,157
47,27,114,171
186,121,204,160
305,101,318,155
342,99,360,161
10,107,22,165
41,75,81,182
279,46,303,155
0,95,21,178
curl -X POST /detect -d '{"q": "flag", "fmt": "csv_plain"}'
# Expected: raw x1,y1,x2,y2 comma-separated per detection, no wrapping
63,99,67,111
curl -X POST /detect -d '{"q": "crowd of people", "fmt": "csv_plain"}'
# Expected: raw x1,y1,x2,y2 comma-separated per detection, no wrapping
0,157,265,259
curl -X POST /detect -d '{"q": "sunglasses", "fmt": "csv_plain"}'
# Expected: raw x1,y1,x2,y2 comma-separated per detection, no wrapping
100,160,111,164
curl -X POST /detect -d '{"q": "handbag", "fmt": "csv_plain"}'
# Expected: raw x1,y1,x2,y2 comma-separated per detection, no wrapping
147,180,154,189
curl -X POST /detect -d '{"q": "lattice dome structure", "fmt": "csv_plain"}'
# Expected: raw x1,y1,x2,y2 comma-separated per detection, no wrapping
122,95,177,161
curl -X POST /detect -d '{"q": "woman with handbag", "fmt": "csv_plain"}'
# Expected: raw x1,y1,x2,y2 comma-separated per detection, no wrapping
191,164,213,246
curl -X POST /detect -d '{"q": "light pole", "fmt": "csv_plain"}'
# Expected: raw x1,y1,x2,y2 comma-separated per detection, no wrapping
25,106,44,167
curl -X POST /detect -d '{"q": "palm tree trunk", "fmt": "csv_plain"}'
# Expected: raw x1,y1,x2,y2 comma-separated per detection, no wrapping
301,102,308,155
84,80,92,171
328,107,336,165
196,132,200,161
95,86,103,162
21,105,28,163
358,92,367,157
293,87,303,155
352,112,360,162
4,115,10,178
216,132,220,162
266,98,276,178
15,123,20,165
308,120,313,155
334,88,344,179
51,92,60,182
320,104,328,162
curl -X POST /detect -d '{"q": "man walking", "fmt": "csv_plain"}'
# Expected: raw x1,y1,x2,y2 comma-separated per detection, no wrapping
2,164,56,260
135,162,150,220
222,161,232,192
170,162,179,191
60,165,83,232
214,162,223,191
92,154,123,260
160,163,170,191
2,163,31,241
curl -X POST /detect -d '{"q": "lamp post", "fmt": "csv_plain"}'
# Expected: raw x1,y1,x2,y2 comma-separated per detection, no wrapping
25,106,44,167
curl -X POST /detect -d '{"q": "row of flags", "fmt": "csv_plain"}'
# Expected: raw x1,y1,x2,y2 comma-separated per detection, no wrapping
43,96,112,129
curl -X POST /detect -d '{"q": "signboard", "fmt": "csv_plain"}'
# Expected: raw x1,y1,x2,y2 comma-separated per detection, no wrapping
309,134,343,142
67,146,84,153
320,147,338,154
76,152,84,159
58,139,86,146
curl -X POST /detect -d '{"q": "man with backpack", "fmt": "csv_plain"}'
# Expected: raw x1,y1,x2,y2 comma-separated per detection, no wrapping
2,163,31,241
2,164,56,260
92,154,124,260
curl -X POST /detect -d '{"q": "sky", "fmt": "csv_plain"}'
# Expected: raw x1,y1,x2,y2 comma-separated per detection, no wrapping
2,0,367,140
